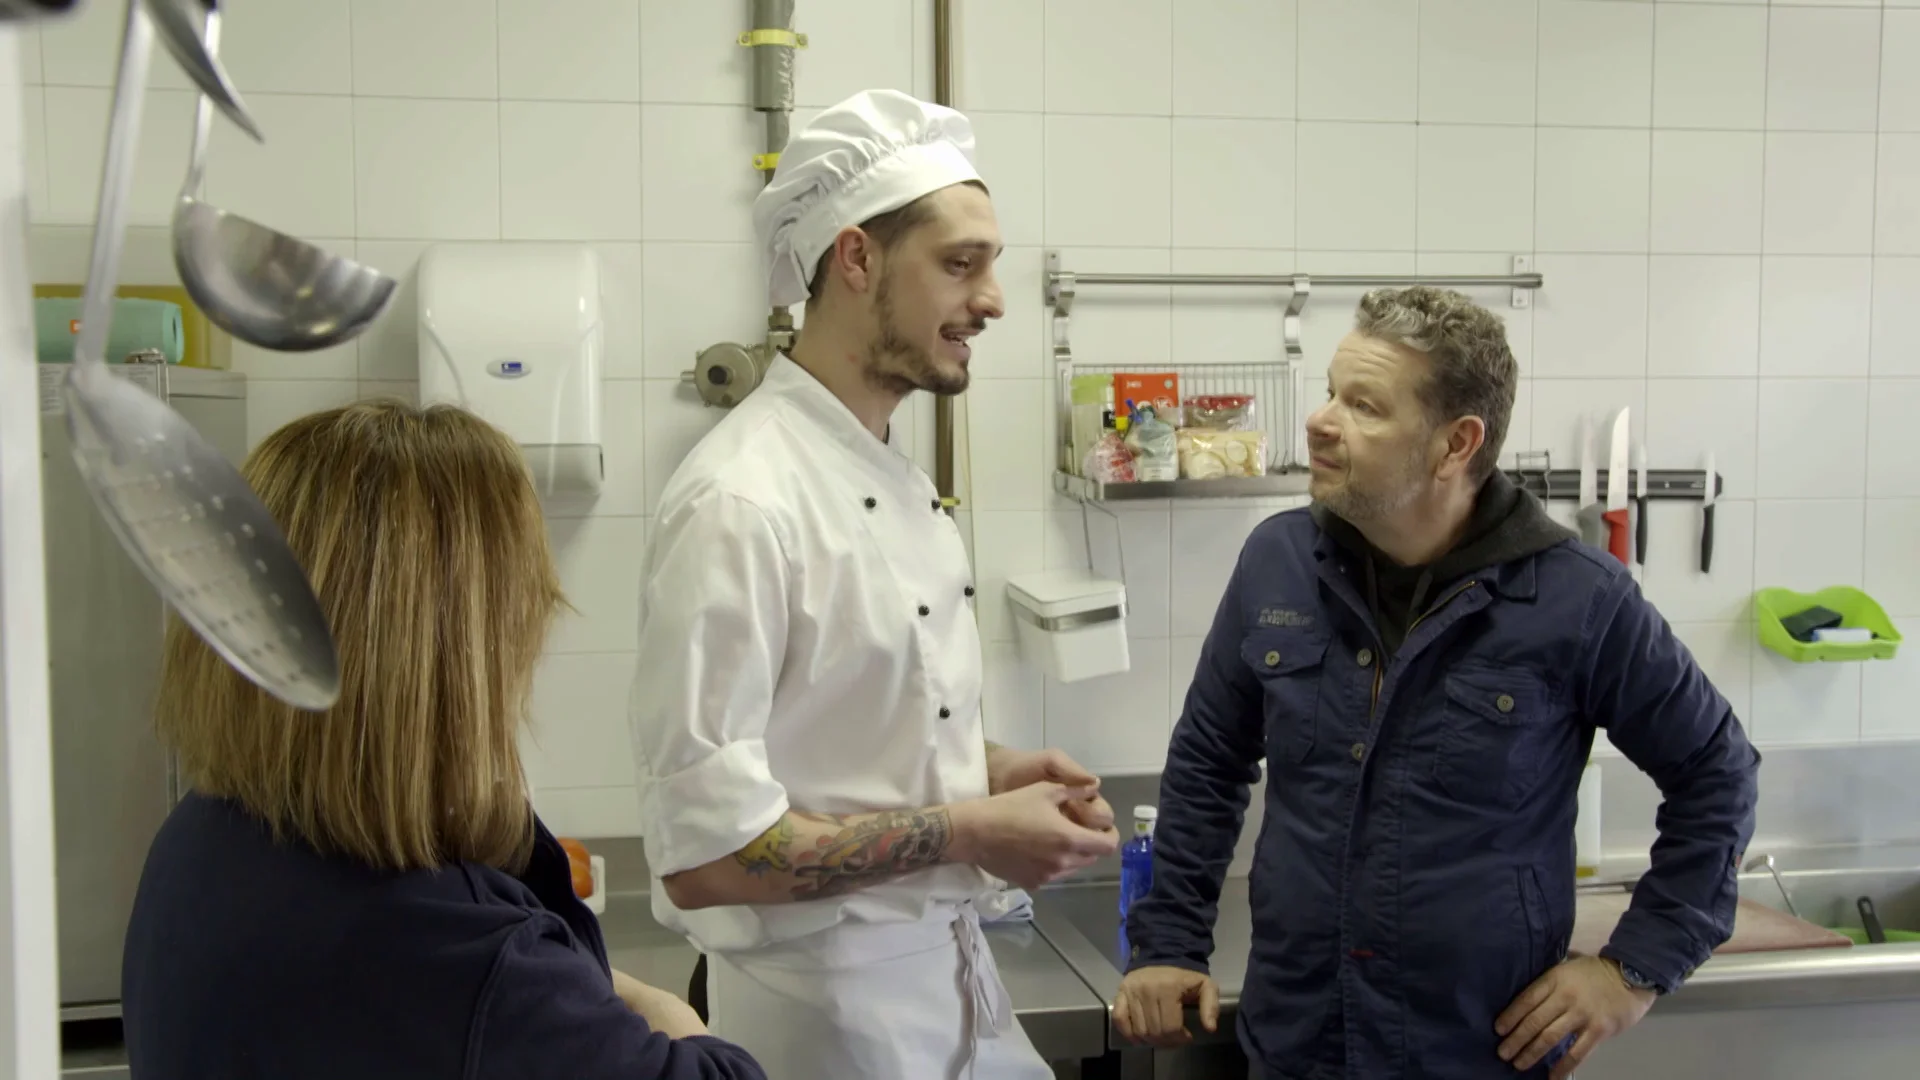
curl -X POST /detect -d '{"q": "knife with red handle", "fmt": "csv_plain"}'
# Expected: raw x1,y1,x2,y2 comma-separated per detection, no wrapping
1602,408,1632,566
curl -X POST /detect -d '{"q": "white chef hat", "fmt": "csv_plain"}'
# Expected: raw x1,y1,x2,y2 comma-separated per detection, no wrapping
753,89,982,309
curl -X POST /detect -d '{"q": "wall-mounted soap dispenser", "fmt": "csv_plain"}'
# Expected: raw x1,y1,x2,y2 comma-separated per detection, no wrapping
417,243,605,497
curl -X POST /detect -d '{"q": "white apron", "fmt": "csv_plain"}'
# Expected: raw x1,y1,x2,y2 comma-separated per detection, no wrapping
706,902,1054,1080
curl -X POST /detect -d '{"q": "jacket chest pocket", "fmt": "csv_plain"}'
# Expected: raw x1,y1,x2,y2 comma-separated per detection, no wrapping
1430,667,1562,809
1240,630,1329,764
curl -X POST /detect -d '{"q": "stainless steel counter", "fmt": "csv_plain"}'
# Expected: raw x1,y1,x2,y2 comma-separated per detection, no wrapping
1027,852,1920,1051
597,894,1112,1064
56,848,1920,1076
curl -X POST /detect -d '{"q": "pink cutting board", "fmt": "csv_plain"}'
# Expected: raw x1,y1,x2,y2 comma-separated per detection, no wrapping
1568,892,1853,959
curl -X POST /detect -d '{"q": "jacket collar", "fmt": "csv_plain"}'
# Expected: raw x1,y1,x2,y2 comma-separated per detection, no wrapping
763,353,912,476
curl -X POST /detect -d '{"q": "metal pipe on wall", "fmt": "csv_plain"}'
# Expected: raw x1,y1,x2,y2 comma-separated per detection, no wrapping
751,0,797,343
932,0,957,511
750,0,797,187
683,0,801,408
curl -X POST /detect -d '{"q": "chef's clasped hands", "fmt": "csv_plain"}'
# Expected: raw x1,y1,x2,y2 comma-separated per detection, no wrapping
955,746,1120,890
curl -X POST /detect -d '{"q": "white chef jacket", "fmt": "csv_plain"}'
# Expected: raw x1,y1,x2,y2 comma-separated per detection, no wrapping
630,354,997,958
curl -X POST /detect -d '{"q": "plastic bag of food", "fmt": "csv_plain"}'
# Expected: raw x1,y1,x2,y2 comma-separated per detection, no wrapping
1124,404,1179,482
1183,394,1257,432
1177,429,1268,479
1083,431,1137,483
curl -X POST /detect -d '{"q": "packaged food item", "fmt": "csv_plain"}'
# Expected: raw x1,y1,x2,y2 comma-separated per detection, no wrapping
1083,431,1136,483
1113,373,1179,422
1124,404,1179,482
1177,429,1269,479
1184,393,1257,432
1070,374,1113,475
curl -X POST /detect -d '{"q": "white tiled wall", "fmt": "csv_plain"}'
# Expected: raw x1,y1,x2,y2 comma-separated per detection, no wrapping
950,0,1920,771
20,1,1920,833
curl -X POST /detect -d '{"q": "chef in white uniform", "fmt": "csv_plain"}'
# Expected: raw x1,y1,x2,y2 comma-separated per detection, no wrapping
629,89,1121,1080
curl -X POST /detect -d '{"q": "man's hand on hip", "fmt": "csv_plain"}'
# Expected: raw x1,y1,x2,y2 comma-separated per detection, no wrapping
985,745,1115,832
949,782,1119,888
1113,966,1220,1048
1495,955,1656,1079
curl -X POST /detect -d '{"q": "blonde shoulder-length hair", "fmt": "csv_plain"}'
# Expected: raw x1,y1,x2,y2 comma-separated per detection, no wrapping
154,400,565,873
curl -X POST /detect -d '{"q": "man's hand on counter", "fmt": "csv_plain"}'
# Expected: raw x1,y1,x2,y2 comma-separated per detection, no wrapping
1112,966,1221,1049
1495,955,1656,1079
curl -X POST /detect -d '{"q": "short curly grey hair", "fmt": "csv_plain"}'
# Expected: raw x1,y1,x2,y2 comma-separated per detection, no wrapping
1353,285,1517,482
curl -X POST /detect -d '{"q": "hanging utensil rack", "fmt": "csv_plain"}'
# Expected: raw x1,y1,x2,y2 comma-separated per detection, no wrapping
1047,251,1545,502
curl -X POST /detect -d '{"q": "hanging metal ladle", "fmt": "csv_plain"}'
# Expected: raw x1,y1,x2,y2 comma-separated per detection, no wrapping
141,0,259,140
170,1,396,351
60,0,340,710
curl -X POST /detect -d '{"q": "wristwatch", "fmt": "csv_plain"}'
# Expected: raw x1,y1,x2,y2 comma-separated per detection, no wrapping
1614,960,1665,996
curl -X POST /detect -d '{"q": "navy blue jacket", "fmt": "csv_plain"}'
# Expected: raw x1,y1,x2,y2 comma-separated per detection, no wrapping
1127,479,1760,1080
123,793,764,1080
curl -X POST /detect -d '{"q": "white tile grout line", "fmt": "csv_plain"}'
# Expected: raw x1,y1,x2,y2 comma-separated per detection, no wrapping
503,0,510,242
1750,4,1771,707
1858,1,1887,740
1292,0,1304,475
1412,0,1422,255
1533,0,1544,417
1644,0,1657,420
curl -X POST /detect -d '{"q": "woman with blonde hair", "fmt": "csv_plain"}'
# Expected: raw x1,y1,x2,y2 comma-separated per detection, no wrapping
121,401,765,1080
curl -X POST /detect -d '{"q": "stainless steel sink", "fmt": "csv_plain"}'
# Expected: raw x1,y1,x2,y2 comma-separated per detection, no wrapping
1738,865,1920,935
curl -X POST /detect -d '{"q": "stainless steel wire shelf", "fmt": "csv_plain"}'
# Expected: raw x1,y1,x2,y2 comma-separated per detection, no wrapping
1047,251,1546,503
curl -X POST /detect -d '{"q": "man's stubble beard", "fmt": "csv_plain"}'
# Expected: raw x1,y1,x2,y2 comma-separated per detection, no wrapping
863,269,969,398
1314,441,1430,524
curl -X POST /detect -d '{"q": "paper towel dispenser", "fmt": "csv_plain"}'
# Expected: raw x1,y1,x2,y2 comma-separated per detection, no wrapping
417,243,604,497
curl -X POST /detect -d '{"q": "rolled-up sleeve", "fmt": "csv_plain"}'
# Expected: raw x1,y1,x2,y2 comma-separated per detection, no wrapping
631,489,793,877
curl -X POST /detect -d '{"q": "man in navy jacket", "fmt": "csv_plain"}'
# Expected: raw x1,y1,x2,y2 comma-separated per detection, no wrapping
1113,286,1760,1080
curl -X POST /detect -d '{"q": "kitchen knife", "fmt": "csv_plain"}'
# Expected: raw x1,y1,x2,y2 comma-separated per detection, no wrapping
1602,408,1631,565
1634,443,1649,567
1701,451,1716,573
1576,416,1607,549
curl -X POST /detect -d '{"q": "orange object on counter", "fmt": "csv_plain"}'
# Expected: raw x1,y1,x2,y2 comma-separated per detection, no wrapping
1113,373,1180,420
558,837,593,899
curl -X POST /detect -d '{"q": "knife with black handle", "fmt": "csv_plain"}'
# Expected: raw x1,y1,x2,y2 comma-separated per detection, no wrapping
1634,445,1648,566
1701,452,1716,574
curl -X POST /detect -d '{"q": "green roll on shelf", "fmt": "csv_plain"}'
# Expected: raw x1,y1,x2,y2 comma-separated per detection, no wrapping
35,296,186,365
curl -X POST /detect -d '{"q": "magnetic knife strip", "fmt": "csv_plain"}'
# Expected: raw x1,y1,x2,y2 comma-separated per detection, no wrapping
1504,468,1721,502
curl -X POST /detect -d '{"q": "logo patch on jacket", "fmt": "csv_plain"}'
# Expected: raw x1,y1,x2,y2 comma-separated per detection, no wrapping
1257,607,1314,628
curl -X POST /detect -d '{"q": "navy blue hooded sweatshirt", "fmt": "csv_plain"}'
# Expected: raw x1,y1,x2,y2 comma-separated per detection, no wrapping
122,792,765,1080
1128,473,1761,1080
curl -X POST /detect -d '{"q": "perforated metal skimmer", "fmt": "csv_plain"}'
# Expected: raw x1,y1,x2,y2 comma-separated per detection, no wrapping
59,1,339,710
